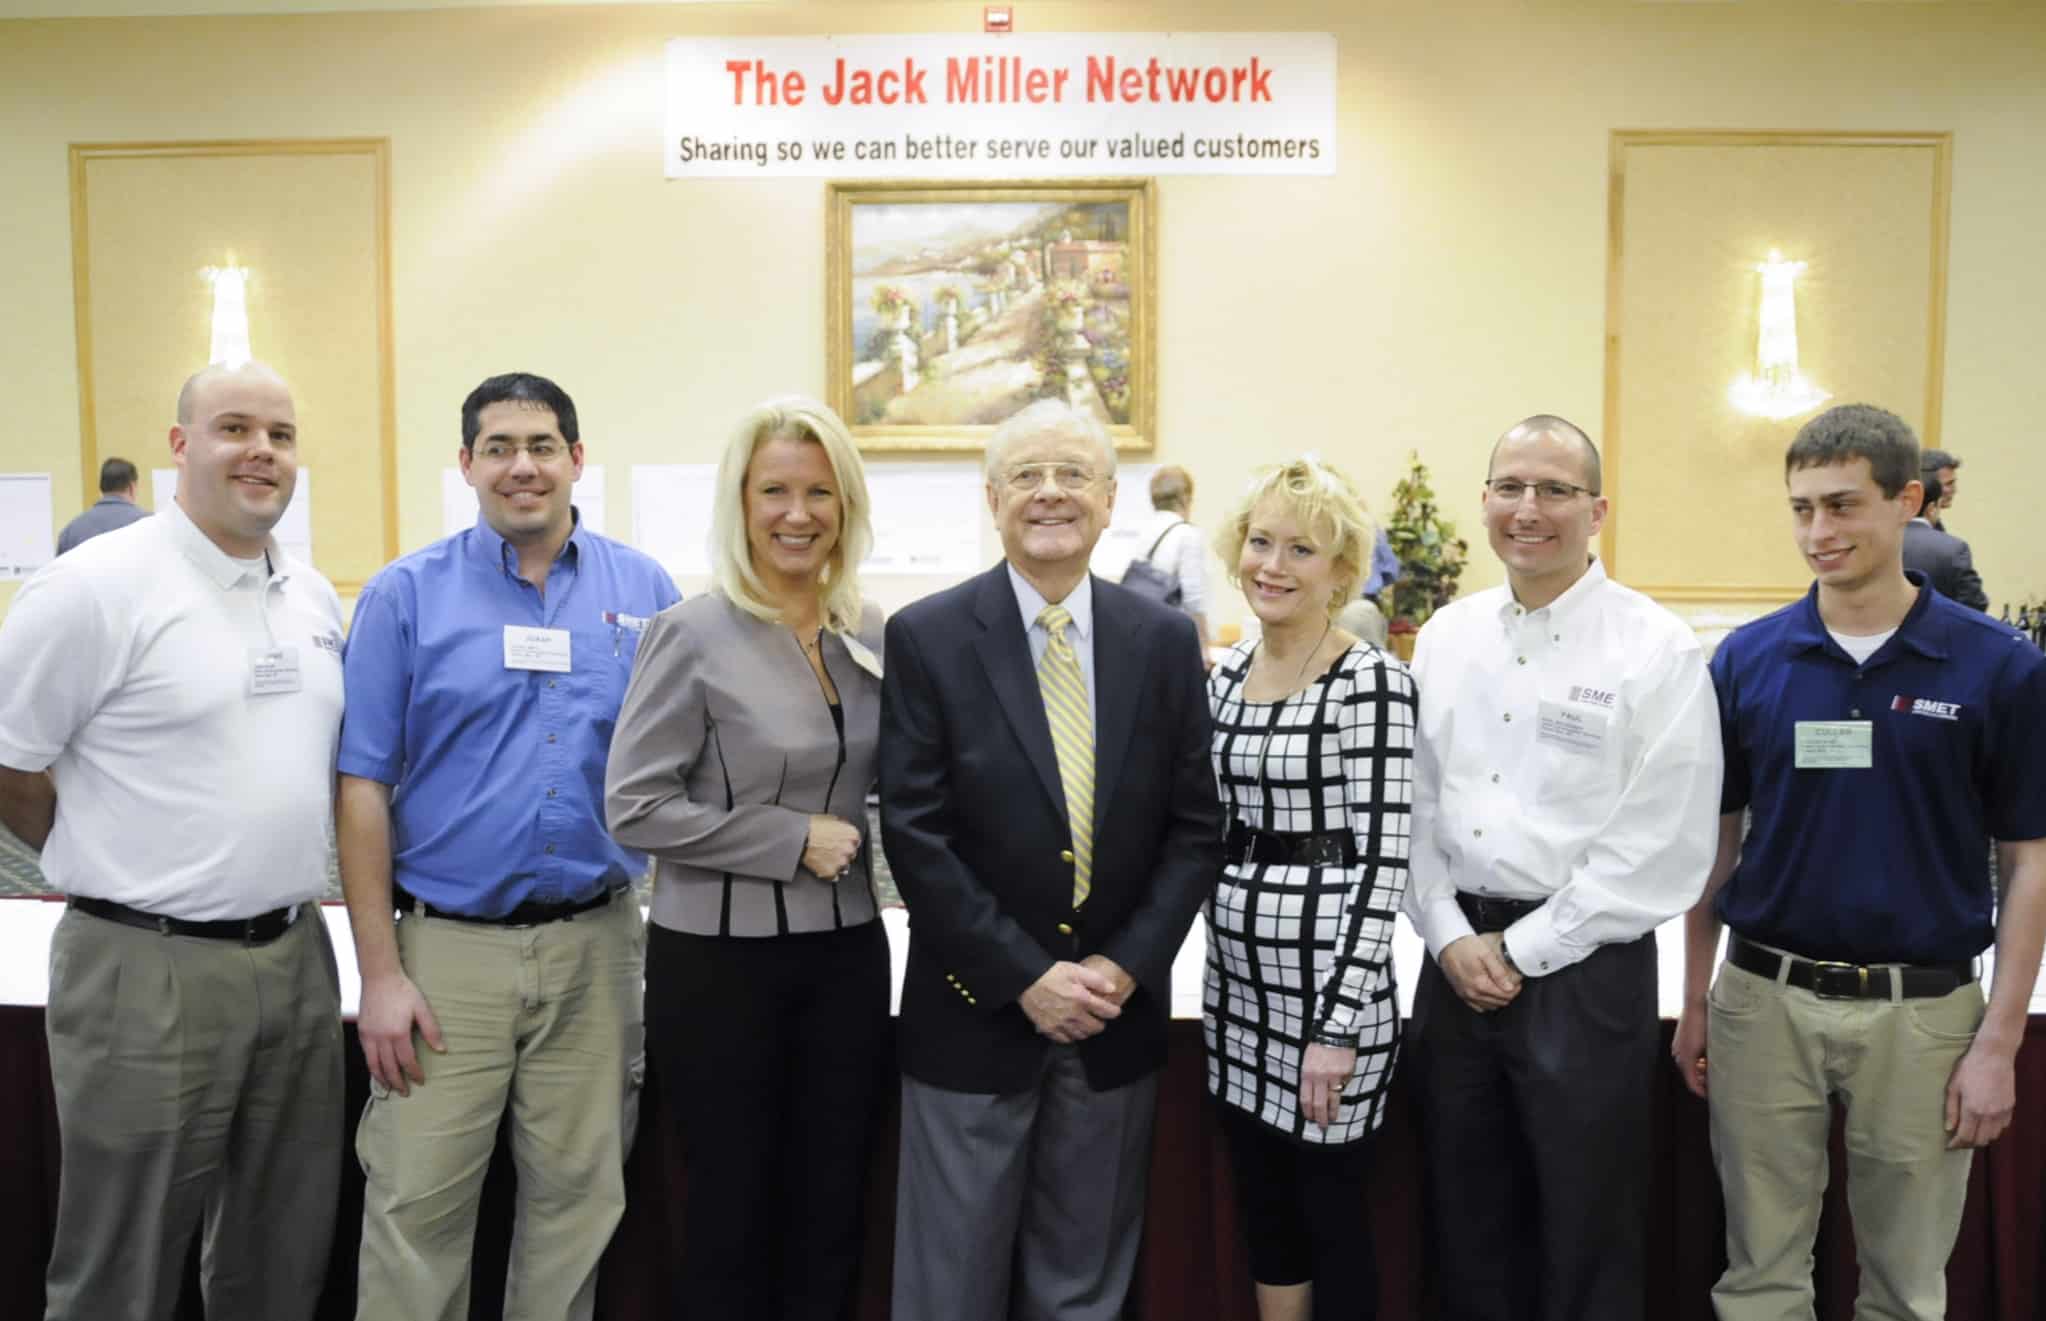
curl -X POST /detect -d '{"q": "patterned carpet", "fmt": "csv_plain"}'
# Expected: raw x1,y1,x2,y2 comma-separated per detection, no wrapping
0,808,900,907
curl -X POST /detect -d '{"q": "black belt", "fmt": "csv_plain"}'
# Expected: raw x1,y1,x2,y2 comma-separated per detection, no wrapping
395,886,616,928
1728,934,1976,1001
1225,821,1356,868
71,896,299,944
1456,892,1544,933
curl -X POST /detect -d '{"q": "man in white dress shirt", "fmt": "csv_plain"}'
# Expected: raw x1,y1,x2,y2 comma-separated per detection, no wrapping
0,362,346,1321
1403,415,1722,1321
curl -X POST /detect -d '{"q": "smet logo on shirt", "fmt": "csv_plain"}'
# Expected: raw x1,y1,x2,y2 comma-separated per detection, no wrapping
1568,685,1617,709
1891,695,1961,721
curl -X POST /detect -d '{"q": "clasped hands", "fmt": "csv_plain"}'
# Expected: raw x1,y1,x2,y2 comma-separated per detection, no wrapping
802,814,861,881
1021,955,1135,1043
1440,931,1523,1012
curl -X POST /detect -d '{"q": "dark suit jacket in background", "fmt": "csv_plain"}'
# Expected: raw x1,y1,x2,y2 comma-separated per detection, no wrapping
879,564,1223,1095
1903,519,1989,611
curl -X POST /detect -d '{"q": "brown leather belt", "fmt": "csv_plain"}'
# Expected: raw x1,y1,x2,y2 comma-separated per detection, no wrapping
395,885,615,928
71,895,298,944
1728,934,1975,1000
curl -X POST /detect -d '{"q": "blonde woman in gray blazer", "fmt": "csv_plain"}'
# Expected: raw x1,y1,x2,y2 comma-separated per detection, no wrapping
606,396,887,1321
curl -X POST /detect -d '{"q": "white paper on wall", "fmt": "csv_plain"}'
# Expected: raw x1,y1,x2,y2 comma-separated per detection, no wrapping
631,464,719,577
1087,462,1158,580
863,464,984,576
0,474,55,580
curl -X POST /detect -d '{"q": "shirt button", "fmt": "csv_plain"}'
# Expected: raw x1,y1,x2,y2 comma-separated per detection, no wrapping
548,679,558,689
1516,657,1527,666
1503,713,1512,723
546,733,557,743
546,788,557,798
1061,849,1075,863
1057,922,1074,935
1473,828,1483,838
1491,773,1501,783
1850,708,1862,718
544,843,556,855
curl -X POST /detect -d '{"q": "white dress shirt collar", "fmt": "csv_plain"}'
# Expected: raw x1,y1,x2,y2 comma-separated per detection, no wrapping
1496,556,1607,631
1007,562,1095,640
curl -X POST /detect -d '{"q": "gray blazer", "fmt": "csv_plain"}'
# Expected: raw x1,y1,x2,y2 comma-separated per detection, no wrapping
606,591,884,937
1902,519,1989,612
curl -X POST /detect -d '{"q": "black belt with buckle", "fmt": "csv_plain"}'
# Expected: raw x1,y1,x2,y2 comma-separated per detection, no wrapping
1455,892,1545,933
71,895,298,944
1225,821,1357,868
1728,934,1975,1000
395,886,615,928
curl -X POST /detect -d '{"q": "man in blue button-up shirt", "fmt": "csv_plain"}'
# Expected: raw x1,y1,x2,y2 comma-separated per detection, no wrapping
337,372,679,1321
1675,404,2046,1321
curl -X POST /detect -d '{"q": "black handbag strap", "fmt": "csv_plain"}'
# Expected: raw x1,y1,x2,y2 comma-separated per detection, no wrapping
1140,519,1189,563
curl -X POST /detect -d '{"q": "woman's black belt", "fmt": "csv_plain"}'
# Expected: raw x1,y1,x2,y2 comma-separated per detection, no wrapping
1225,820,1356,868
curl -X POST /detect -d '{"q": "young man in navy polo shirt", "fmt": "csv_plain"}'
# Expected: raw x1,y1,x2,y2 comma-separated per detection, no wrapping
1675,403,2046,1321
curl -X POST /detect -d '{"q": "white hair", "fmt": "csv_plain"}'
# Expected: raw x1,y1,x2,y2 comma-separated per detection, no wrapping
984,399,1118,479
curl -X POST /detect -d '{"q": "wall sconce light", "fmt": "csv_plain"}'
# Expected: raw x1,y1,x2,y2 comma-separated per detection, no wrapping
201,259,253,368
1729,249,1829,420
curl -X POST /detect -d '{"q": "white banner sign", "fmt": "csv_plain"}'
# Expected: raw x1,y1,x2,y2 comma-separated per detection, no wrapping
666,32,1336,179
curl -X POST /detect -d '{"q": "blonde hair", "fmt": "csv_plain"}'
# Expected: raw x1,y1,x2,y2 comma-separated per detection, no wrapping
1214,456,1377,618
710,396,873,633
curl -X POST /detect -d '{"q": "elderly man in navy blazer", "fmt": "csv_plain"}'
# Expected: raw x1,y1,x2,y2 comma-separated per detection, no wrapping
880,398,1223,1320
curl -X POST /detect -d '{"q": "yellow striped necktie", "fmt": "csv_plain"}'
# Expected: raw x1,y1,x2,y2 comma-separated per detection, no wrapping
1036,603,1094,908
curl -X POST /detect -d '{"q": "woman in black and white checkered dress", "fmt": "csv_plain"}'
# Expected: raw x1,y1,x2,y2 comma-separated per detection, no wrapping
1203,457,1415,1321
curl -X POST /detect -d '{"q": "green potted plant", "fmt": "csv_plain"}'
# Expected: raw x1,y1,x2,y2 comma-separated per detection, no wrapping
1381,451,1469,659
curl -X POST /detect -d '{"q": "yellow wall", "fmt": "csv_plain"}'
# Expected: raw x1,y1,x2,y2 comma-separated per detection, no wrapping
2,0,2041,629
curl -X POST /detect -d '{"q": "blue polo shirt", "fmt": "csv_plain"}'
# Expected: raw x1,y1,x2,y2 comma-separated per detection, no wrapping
1710,574,2046,964
339,514,680,916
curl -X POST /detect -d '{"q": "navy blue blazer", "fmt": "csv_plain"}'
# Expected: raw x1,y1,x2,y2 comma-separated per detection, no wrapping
879,563,1224,1094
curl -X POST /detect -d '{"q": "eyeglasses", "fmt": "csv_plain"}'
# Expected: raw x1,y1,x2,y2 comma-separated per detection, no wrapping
1003,462,1101,493
475,439,567,463
1484,478,1597,506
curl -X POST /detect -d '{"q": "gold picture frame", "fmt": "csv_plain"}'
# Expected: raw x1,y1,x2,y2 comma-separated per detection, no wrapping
826,178,1156,453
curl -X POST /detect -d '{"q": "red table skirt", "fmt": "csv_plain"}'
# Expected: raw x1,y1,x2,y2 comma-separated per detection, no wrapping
1,1008,2040,1319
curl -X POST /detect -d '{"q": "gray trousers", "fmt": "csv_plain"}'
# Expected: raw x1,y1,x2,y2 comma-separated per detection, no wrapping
892,1046,1159,1321
43,904,343,1321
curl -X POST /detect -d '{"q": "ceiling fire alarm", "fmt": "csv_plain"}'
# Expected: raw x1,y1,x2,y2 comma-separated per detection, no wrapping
985,6,1013,33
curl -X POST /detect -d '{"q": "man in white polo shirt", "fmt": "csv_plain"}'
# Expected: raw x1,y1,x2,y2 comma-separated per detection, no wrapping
0,361,346,1321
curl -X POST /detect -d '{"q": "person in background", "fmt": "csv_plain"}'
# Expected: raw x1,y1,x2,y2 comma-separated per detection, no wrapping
55,456,147,554
606,396,889,1321
1404,414,1722,1321
1675,403,2046,1321
1120,464,1213,650
1901,472,1988,611
880,399,1222,1321
0,362,345,1321
339,371,679,1321
1204,456,1415,1321
1919,446,1961,529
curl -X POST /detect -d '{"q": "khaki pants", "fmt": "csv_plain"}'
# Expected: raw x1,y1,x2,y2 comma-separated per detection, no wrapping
354,889,644,1321
1706,955,1984,1321
44,904,344,1321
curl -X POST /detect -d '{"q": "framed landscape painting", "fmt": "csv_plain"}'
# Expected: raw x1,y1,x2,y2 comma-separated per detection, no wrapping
826,178,1156,452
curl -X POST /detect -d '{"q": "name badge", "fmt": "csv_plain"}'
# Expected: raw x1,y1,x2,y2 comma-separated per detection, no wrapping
840,632,884,680
249,645,303,696
1795,720,1873,769
503,625,572,673
1536,699,1606,755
